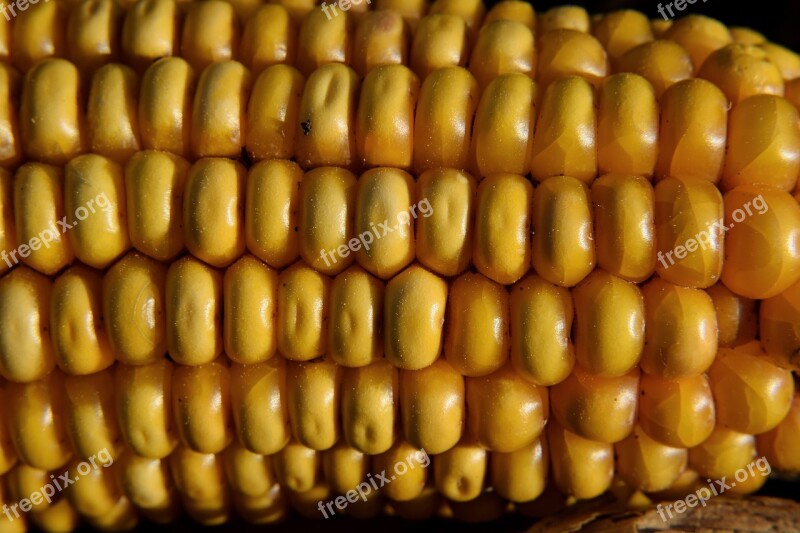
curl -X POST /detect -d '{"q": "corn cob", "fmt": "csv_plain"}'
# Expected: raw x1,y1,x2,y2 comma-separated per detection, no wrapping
0,1,797,531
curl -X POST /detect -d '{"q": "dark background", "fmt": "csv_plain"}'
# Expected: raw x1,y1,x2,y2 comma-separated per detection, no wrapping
69,0,800,532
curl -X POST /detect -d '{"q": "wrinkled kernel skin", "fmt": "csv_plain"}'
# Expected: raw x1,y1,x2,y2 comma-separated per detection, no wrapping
341,359,398,454
688,426,756,481
466,363,548,452
709,346,794,435
699,44,784,105
707,282,757,348
757,393,800,471
445,273,510,377
721,186,800,299
638,373,715,448
614,425,687,492
276,262,330,362
537,30,608,89
400,358,464,454
532,176,595,288
509,274,575,386
572,269,645,377
618,40,693,99
640,277,718,378
384,264,447,370
473,173,532,285
433,441,487,502
329,265,384,368
286,358,341,452
761,279,800,370
490,438,547,503
550,365,639,443
547,419,613,500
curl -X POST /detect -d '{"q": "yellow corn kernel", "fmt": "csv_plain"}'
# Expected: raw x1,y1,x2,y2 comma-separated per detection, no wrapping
299,166,357,275
707,282,757,348
640,277,718,377
0,15,8,62
433,440,486,502
169,446,230,525
270,0,314,20
709,346,794,434
430,0,485,33
64,154,130,269
352,11,407,78
341,359,398,454
20,59,85,166
183,157,246,268
639,373,715,449
65,460,124,519
591,174,656,282
761,279,800,370
223,441,277,498
471,73,536,177
286,358,341,451
356,65,419,169
414,67,478,173
172,359,232,454
6,464,53,515
11,0,65,73
664,14,732,72
470,20,535,91
551,365,639,443
509,274,574,386
384,264,447,370
536,30,608,89
0,266,55,382
721,186,800,299
296,8,350,76
483,1,535,30
62,370,121,461
166,256,223,366
617,40,693,99
86,64,141,162
547,419,613,500
230,359,290,455
233,488,287,525
374,0,427,27
400,358,464,454
329,265,384,367
687,426,756,481
191,61,250,159
223,255,277,365
530,76,597,183
121,0,178,73
6,372,71,470
730,26,767,45
272,440,320,493
699,44,784,105
114,360,177,459
139,58,195,157
296,64,359,169
656,79,728,182
538,5,589,33
245,65,305,162
654,177,724,288
757,393,800,472
415,168,475,277
572,269,645,376
466,363,547,452
124,150,187,262
0,386,17,474
322,442,369,494
66,0,121,75
354,168,415,278
785,77,800,110
51,265,114,375
29,499,80,532
532,176,595,287
592,10,654,69
241,5,296,75
761,42,800,79
117,452,179,523
245,159,302,268
276,261,330,361
473,173,532,284
180,1,238,72
409,14,469,79
597,73,658,177
0,65,21,169
372,440,428,501
445,273,509,377
615,425,687,492
0,169,14,276
722,95,800,192
489,438,547,503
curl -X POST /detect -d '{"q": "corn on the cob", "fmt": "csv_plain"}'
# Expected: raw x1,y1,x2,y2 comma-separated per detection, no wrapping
0,1,798,530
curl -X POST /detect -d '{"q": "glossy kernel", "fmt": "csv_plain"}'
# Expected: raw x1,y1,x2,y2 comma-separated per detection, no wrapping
617,40,693,99
276,261,330,362
172,359,233,454
409,14,469,78
241,4,296,76
286,358,341,451
614,425,687,492
536,30,608,89
489,438,547,503
760,279,800,370
352,11,408,78
707,282,757,348
470,20,535,91
547,419,613,500
433,441,487,502
329,265,384,368
699,44,784,104
190,61,250,159
340,359,398,454
138,58,195,157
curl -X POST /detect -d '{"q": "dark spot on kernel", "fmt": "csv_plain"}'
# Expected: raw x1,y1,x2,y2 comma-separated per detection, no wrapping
301,120,312,136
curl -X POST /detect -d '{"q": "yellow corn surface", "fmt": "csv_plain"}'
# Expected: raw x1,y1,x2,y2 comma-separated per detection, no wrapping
0,0,798,530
